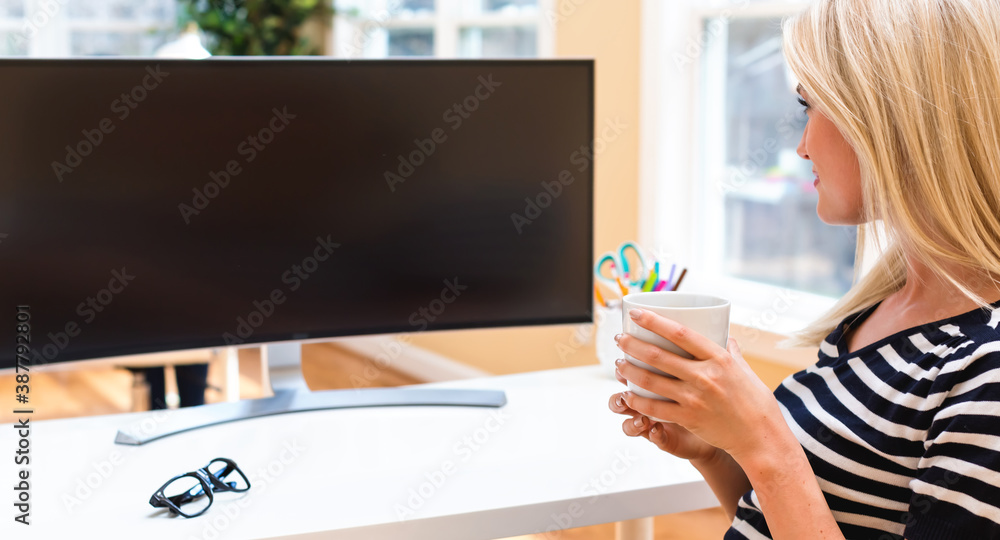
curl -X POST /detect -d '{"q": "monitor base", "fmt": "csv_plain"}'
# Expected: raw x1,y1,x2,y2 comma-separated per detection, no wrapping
114,386,506,445
114,342,506,445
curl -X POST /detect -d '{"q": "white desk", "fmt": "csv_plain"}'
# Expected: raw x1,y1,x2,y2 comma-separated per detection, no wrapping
1,366,718,539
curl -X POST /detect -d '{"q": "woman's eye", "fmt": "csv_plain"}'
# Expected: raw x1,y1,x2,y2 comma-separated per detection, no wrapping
797,97,810,113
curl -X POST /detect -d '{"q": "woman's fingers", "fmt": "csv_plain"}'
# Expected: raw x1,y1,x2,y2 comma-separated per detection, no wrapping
627,308,723,361
616,333,697,382
644,422,701,460
645,422,672,452
615,359,687,404
608,391,625,413
622,389,683,425
621,413,650,437
610,387,651,438
614,366,628,386
608,390,637,416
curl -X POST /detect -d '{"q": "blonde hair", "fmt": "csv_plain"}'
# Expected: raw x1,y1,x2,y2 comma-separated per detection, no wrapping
779,0,1000,348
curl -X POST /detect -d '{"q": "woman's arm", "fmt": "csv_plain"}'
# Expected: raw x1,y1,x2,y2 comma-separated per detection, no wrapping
611,387,751,521
615,308,847,539
688,447,751,522
727,419,845,539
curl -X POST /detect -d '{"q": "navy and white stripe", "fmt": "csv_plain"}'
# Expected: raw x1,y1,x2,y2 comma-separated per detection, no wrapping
725,299,1000,540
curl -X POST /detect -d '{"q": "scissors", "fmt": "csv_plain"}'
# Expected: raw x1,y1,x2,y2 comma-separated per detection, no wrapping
594,241,650,296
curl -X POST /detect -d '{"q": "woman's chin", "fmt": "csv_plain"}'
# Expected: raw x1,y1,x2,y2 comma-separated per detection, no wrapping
816,206,864,226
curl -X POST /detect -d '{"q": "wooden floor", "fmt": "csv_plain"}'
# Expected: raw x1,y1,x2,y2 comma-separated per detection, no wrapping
0,344,743,539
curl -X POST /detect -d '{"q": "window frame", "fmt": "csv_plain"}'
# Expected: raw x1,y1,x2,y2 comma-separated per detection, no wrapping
1,0,176,57
331,0,554,59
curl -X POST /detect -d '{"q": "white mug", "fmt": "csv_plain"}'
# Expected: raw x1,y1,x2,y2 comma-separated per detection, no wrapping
621,292,731,422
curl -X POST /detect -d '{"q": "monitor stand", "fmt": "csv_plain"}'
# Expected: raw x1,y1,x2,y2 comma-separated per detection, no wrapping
114,342,507,445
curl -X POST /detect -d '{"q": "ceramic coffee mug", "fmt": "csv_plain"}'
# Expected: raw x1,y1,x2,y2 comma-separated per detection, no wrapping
621,291,731,422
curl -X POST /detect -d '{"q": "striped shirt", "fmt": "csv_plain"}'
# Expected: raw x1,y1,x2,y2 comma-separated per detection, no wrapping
726,298,1000,540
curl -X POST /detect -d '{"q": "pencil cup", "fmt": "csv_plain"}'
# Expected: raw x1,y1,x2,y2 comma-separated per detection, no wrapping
621,292,730,423
595,302,623,379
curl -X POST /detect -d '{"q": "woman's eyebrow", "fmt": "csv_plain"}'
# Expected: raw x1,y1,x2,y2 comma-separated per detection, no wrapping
796,84,804,96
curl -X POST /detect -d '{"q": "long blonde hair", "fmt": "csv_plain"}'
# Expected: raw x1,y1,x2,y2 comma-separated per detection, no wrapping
779,0,1000,348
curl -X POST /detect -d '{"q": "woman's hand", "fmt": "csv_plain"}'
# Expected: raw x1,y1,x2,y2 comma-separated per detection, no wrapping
608,375,721,464
611,308,788,464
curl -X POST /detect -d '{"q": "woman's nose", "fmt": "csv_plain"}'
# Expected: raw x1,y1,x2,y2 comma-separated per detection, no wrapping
796,126,809,160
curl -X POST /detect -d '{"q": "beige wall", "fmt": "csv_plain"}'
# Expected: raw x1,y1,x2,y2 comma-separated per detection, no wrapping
407,0,643,375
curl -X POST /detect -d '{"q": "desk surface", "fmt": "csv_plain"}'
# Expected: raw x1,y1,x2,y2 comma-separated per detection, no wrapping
1,366,717,540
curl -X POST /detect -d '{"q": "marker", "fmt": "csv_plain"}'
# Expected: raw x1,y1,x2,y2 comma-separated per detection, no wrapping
641,268,658,292
615,277,629,297
594,284,607,307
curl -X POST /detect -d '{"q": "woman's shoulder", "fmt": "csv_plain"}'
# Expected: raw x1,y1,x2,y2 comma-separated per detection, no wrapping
916,301,1000,390
820,297,1000,363
954,302,1000,365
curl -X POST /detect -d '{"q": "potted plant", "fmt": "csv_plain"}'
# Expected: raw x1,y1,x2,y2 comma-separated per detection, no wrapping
179,0,336,55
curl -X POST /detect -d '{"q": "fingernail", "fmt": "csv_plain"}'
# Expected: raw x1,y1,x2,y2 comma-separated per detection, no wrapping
613,333,622,343
650,425,659,435
633,416,645,428
615,395,623,408
629,308,643,319
614,358,624,366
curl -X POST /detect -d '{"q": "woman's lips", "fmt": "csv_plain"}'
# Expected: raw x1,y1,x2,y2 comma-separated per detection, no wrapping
814,174,820,187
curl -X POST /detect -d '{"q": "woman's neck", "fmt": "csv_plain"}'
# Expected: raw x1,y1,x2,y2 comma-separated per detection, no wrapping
891,253,1000,316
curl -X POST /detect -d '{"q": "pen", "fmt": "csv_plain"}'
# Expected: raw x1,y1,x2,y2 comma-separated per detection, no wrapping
670,268,687,291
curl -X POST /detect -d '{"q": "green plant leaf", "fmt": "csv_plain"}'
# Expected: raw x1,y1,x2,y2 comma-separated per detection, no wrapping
179,0,334,56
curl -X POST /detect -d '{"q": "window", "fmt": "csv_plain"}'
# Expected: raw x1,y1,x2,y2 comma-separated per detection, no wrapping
332,0,552,59
642,1,862,335
1,0,176,57
702,15,857,298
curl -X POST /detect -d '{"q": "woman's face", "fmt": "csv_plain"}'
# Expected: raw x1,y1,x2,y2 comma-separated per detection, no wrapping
795,86,865,225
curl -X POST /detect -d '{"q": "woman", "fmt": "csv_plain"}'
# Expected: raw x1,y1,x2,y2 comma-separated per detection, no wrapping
610,0,1000,538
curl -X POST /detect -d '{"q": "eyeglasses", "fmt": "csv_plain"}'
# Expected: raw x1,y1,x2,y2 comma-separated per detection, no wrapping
149,458,250,518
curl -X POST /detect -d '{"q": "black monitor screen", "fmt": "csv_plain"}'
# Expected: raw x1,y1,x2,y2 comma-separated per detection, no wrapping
0,59,594,369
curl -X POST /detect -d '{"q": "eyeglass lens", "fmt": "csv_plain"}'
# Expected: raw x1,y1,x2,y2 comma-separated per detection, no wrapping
209,460,249,490
162,475,211,515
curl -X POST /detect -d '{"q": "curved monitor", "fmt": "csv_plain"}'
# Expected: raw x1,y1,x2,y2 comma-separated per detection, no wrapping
0,58,594,370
